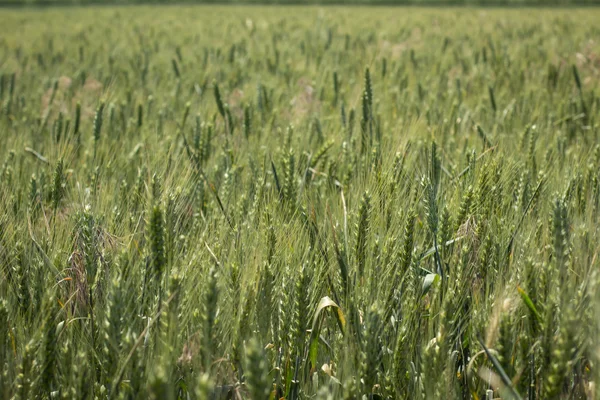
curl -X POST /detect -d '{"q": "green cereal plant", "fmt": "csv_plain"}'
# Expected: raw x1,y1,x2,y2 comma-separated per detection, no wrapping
0,7,597,400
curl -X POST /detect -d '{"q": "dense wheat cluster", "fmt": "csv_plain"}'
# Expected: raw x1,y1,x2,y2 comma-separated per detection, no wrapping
1,6,599,399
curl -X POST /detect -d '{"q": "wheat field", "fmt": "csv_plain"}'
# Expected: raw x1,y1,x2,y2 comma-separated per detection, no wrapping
0,6,599,399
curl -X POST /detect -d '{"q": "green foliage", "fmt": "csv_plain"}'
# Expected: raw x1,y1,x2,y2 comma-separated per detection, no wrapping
0,6,598,400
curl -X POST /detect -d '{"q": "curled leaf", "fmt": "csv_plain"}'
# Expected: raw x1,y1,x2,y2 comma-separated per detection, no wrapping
422,273,439,296
308,296,346,369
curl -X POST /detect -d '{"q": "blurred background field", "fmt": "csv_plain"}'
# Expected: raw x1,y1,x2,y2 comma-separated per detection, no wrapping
2,0,600,6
